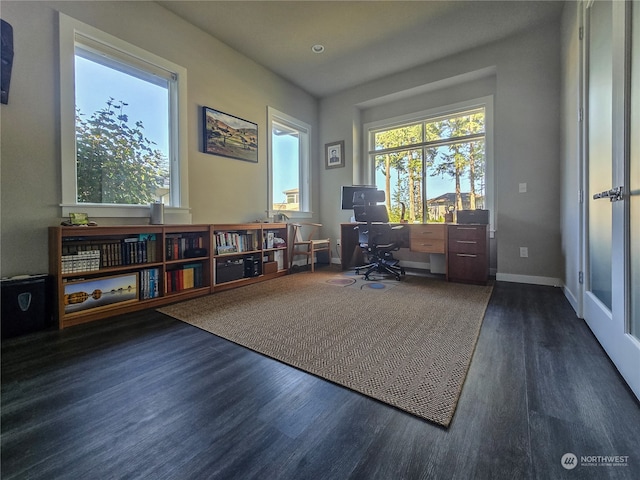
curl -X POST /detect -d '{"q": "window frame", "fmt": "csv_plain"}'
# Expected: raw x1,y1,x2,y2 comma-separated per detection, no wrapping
59,13,189,218
267,106,312,218
364,96,494,230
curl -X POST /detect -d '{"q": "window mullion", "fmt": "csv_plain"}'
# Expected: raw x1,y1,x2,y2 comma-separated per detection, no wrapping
370,132,485,156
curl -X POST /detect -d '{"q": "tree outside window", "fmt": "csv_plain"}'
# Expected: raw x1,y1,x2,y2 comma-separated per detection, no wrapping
74,36,173,206
371,107,486,223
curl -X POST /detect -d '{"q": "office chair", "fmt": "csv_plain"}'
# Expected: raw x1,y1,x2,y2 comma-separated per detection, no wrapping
352,191,406,281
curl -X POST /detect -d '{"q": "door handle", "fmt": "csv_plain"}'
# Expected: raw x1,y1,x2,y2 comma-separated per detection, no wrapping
593,186,623,202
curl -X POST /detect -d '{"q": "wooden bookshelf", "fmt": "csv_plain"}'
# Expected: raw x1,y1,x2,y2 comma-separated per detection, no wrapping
212,223,288,292
49,223,288,328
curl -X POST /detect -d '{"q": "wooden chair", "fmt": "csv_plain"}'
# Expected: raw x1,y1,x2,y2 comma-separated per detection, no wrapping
289,223,331,272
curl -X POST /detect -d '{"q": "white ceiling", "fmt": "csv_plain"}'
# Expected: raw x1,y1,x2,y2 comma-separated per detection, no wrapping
158,1,565,98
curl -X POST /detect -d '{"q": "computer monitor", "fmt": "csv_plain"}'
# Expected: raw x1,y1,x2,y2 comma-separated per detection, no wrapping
340,185,377,210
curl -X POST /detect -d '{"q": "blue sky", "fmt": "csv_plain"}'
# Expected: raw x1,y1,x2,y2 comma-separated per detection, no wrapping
272,134,299,201
75,56,169,154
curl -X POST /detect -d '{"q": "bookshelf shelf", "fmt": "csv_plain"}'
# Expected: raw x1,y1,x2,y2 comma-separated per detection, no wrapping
49,222,288,328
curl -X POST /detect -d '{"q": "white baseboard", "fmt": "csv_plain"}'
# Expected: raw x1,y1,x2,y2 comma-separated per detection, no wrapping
495,273,563,287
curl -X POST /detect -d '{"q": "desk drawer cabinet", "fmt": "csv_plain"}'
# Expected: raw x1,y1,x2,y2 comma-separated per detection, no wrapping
447,224,489,284
409,224,446,254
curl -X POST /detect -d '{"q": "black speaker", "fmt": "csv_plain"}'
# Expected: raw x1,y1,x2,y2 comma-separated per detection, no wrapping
457,209,489,225
244,255,261,277
1,275,52,339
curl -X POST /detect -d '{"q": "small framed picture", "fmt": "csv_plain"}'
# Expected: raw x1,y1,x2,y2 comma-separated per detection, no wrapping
325,140,345,169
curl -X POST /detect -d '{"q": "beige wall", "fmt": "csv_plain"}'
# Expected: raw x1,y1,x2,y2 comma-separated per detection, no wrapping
0,1,317,277
1,1,568,285
318,20,563,284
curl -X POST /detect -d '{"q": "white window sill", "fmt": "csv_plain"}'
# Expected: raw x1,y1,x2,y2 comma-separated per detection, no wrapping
268,210,313,221
60,204,191,223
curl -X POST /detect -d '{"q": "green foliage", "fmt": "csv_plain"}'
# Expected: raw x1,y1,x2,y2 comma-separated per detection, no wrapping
373,110,485,222
75,99,169,204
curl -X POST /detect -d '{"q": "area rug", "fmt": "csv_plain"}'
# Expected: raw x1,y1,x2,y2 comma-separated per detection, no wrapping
324,271,400,290
158,271,493,427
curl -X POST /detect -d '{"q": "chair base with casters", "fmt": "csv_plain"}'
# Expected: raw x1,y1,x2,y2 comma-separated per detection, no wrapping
354,223,406,281
355,246,406,281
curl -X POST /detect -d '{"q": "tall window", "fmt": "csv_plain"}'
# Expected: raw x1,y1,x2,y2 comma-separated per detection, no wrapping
59,14,187,216
368,100,492,223
268,107,311,214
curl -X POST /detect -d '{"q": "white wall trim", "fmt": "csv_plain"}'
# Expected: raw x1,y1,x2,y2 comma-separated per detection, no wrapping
58,12,189,214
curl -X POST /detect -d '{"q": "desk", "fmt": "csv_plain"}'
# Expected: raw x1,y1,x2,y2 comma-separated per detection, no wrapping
340,223,489,284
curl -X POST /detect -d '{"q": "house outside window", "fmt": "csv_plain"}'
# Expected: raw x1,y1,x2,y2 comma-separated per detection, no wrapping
366,98,493,225
268,107,311,216
59,14,188,218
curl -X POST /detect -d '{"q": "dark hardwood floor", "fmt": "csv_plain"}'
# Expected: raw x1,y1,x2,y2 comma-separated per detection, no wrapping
2,281,639,479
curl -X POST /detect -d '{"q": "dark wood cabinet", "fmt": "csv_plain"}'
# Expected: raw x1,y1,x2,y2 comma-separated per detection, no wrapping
447,224,489,284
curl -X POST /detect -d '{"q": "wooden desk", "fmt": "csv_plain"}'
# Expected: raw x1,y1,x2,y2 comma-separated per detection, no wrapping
340,223,488,284
340,223,445,269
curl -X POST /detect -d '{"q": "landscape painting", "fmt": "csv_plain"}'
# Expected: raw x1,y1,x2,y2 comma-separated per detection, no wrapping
203,107,258,162
64,273,138,315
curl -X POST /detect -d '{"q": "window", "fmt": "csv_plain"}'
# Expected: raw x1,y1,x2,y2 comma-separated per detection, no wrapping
59,14,188,217
367,98,493,225
268,107,311,215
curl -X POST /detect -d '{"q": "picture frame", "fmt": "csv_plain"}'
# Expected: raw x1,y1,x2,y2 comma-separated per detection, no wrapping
325,140,345,169
63,273,139,315
202,106,258,163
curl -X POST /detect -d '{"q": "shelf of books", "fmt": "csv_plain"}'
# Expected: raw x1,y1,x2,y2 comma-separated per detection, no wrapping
49,225,211,329
163,225,211,298
261,224,288,275
49,223,288,328
212,223,288,291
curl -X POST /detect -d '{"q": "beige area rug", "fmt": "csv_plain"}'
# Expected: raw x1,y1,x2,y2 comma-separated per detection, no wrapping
158,271,493,427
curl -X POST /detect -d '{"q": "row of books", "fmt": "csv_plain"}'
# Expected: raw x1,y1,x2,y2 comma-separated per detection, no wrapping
215,232,259,254
61,250,101,274
62,235,158,270
140,268,161,300
165,263,205,293
166,234,206,260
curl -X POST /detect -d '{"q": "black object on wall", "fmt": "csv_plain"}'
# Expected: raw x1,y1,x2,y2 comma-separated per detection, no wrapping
1,19,14,105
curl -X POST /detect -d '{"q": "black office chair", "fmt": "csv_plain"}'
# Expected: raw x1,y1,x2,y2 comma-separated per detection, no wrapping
353,191,406,281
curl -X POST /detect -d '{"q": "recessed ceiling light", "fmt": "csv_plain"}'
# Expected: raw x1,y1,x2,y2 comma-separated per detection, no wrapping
311,44,325,54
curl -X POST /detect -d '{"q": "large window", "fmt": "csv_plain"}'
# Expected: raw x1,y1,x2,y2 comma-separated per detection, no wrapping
59,14,188,217
367,99,493,224
268,107,311,215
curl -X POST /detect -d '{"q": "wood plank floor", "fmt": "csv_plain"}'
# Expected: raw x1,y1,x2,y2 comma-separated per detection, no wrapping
2,281,639,479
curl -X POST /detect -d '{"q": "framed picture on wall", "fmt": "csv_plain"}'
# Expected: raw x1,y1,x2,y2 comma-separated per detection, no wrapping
202,106,258,163
325,140,345,169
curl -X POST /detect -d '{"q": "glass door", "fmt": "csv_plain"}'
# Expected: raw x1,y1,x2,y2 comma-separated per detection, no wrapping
583,0,640,400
